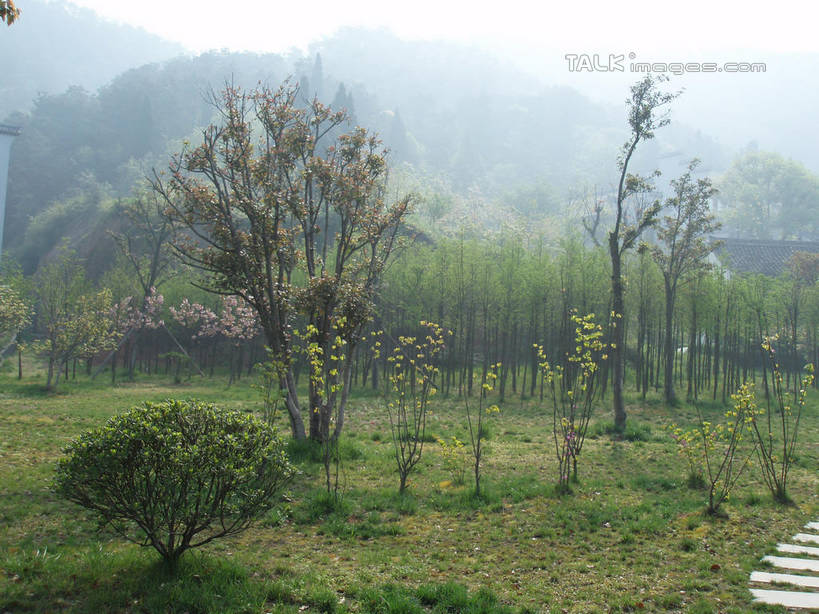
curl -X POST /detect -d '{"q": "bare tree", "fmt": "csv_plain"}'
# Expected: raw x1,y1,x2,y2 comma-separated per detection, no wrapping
111,191,178,300
94,191,179,379
152,82,411,442
580,187,607,248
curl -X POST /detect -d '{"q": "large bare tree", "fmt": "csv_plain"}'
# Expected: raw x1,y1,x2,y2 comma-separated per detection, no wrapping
152,83,411,441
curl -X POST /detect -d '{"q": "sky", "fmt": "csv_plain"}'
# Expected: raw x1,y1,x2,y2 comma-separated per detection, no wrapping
63,0,818,57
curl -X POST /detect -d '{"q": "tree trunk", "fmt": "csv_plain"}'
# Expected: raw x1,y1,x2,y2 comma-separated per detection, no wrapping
46,357,55,390
663,278,676,405
609,239,626,432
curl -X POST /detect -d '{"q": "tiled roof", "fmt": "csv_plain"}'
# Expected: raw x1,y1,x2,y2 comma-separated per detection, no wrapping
715,238,819,277
0,124,21,137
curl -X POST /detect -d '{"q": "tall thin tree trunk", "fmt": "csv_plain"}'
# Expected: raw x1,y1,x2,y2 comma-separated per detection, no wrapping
609,243,627,432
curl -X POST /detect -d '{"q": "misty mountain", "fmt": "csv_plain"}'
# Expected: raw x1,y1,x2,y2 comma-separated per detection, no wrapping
0,0,184,118
5,2,804,273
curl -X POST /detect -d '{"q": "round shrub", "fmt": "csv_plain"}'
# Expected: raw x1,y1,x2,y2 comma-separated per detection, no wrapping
55,399,293,566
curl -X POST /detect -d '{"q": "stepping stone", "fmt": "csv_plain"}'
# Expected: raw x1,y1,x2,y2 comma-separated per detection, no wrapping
778,543,819,557
794,533,819,545
805,522,819,531
750,589,819,609
763,555,819,572
750,571,819,589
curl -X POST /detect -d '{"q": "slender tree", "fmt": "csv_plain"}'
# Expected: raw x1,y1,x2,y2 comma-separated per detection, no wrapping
651,159,720,404
111,191,178,301
607,75,677,431
33,250,118,390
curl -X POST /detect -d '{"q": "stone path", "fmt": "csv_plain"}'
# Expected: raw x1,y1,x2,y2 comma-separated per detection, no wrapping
749,520,819,609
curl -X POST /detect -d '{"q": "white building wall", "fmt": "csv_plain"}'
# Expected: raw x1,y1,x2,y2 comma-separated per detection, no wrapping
0,131,16,260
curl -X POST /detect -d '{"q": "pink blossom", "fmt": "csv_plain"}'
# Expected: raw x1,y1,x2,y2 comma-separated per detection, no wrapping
109,288,165,333
169,295,259,343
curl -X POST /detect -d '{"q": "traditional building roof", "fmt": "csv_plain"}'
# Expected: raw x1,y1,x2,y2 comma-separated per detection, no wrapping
715,238,819,277
0,124,22,137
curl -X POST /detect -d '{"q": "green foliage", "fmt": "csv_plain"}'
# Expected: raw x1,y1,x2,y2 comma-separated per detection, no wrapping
384,321,446,493
109,190,179,299
294,318,353,497
0,283,30,340
319,511,405,541
32,249,118,390
158,350,191,384
417,581,511,614
257,347,288,429
719,149,819,239
292,488,350,524
358,582,512,614
2,370,817,611
667,423,706,487
54,398,294,566
652,160,720,278
18,181,109,274
669,386,757,515
651,159,721,404
437,436,467,485
465,363,501,497
536,313,607,492
286,436,365,465
589,420,653,442
0,548,273,614
302,489,347,523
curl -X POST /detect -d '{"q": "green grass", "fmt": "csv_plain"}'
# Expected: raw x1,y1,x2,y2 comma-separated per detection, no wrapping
0,367,816,612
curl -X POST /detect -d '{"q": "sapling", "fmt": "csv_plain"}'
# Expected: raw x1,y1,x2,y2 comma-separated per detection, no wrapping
465,363,500,497
672,386,757,515
536,312,607,493
748,336,815,504
384,321,445,493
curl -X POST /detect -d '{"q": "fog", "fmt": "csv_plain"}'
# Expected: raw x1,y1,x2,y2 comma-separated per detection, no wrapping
1,0,818,267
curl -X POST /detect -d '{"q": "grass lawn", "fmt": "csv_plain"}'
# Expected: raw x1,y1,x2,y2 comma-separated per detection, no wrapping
0,364,816,613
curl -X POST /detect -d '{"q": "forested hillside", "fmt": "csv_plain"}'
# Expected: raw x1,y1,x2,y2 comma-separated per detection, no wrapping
1,3,741,273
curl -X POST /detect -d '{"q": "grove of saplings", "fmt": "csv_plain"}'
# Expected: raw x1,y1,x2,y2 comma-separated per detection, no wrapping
11,230,818,411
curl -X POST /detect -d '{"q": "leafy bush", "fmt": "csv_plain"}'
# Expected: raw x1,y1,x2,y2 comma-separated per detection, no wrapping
54,399,293,566
437,436,467,485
